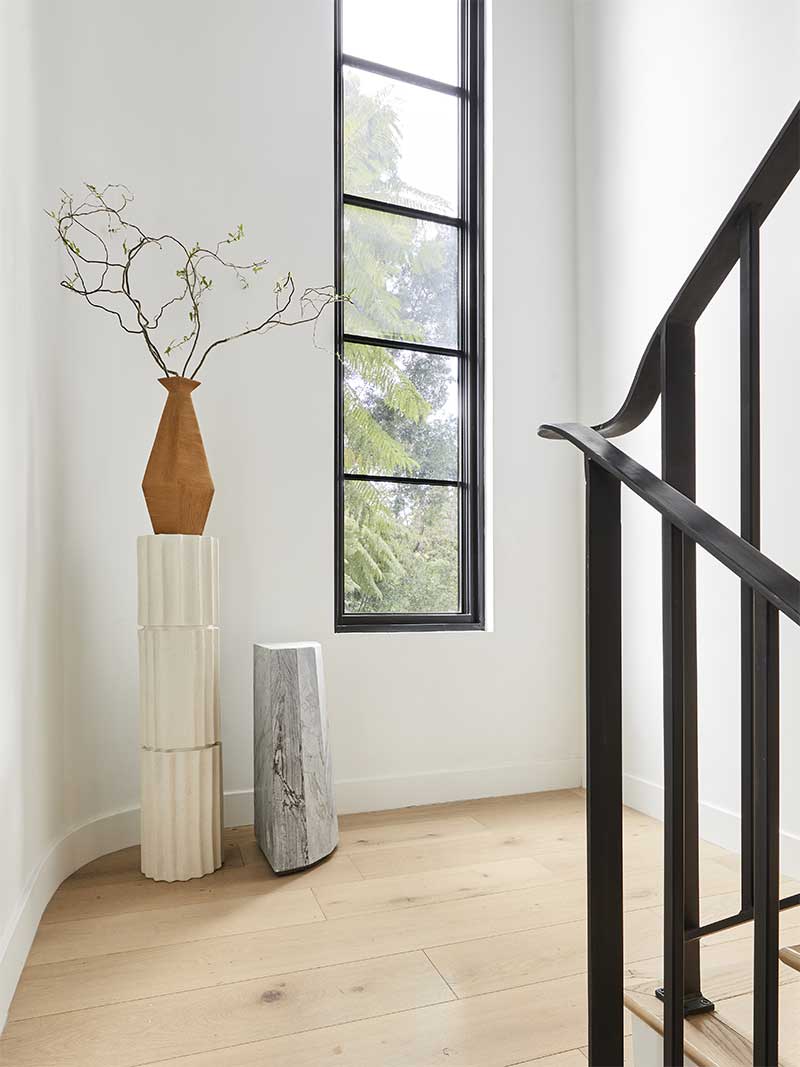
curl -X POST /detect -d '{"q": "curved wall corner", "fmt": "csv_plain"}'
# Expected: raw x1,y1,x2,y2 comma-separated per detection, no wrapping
0,790,257,1031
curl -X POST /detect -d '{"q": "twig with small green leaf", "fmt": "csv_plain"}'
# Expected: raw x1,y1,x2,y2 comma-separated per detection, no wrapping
49,183,344,378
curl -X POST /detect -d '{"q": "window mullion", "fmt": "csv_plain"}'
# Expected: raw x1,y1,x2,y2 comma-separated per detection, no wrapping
343,333,463,359
342,53,463,98
343,193,462,229
344,473,464,489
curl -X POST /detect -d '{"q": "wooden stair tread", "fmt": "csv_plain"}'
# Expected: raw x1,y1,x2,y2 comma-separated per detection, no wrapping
624,986,754,1067
623,949,800,1067
780,945,800,972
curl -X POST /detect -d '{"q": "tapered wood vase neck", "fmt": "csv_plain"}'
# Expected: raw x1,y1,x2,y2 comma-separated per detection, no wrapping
142,376,214,535
160,376,201,395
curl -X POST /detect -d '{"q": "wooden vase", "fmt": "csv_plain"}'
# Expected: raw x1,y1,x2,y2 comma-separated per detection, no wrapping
142,377,214,535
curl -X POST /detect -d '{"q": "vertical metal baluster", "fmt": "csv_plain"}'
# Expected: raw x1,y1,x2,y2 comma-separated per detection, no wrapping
585,458,624,1066
660,319,712,1024
663,523,686,1066
739,210,760,912
753,595,779,1065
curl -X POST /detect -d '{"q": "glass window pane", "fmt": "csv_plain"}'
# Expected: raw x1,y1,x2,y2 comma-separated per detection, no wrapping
343,0,459,85
344,480,460,614
344,343,458,480
344,68,459,217
343,205,459,348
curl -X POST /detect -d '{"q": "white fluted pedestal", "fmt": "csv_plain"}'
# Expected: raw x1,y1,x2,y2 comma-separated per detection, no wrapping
138,535,223,881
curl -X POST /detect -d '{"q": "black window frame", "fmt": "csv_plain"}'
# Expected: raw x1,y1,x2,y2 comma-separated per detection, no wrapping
334,0,485,633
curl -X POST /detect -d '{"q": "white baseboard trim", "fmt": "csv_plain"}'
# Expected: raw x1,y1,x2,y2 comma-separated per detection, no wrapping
332,758,584,814
623,771,800,881
223,789,254,827
0,805,140,1033
225,760,584,821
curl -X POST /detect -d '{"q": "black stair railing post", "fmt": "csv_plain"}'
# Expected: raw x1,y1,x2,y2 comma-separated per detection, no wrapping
659,319,712,1020
584,457,624,1067
753,594,780,1065
739,209,760,912
662,522,687,1065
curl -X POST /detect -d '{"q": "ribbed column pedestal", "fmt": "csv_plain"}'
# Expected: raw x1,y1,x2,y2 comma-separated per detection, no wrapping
138,535,223,881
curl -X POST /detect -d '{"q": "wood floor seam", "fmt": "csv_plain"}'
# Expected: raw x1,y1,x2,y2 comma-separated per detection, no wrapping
6,943,461,1022
105,971,459,1067
22,913,330,970
36,886,317,927
131,1010,435,1067
506,1052,586,1067
421,947,460,1000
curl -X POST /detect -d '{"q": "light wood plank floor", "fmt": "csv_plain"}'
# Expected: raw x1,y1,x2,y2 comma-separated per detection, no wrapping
1,789,798,1067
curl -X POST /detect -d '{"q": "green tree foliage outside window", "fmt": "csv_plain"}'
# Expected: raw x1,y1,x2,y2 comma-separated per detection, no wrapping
342,71,460,614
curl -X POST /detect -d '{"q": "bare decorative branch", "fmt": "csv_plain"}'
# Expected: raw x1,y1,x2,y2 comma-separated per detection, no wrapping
49,183,346,379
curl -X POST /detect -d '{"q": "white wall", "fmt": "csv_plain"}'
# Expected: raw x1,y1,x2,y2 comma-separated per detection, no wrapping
574,0,800,868
0,0,66,1024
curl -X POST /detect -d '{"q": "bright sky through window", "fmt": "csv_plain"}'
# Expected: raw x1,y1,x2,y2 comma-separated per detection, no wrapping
343,0,459,83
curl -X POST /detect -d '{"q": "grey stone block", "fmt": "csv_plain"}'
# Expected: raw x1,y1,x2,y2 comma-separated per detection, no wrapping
254,642,338,873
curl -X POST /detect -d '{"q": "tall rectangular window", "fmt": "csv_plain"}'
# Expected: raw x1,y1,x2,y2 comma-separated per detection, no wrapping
334,0,485,632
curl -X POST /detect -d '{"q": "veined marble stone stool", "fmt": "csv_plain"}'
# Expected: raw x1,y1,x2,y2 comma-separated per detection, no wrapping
254,642,338,874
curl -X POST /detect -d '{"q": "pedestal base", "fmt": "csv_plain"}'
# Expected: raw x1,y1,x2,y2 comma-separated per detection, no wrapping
141,745,223,881
138,534,223,882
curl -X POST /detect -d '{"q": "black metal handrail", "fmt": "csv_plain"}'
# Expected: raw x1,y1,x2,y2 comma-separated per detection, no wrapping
542,423,800,622
540,99,800,1067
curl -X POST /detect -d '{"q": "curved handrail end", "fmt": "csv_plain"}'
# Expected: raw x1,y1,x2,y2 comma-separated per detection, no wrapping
564,98,800,442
